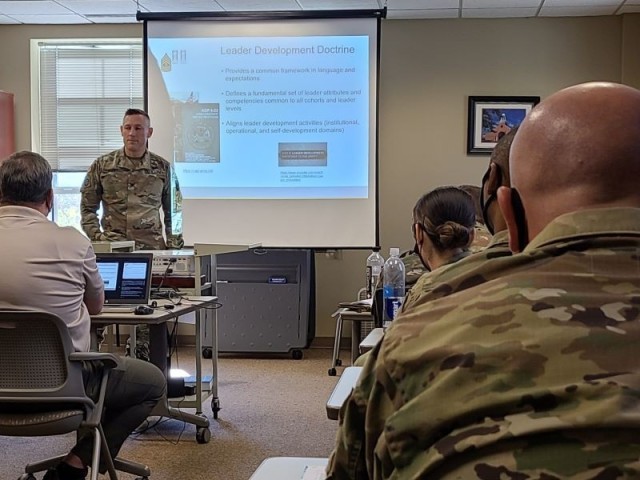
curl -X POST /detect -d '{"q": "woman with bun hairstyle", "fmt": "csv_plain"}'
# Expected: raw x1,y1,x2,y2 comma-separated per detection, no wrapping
411,186,476,272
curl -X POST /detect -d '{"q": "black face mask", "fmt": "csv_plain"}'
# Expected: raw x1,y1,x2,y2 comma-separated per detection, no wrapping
510,188,529,252
480,166,502,236
412,223,431,271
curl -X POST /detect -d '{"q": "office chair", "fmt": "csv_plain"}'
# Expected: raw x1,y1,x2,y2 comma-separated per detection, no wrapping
0,310,151,480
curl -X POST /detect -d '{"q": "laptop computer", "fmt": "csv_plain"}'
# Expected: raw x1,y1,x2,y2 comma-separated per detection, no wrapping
95,253,154,313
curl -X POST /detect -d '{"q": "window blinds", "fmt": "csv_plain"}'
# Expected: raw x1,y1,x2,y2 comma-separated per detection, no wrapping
36,41,143,171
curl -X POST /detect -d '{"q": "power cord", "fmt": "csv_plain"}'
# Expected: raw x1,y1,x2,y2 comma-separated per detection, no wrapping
181,297,223,310
152,258,177,294
151,288,184,305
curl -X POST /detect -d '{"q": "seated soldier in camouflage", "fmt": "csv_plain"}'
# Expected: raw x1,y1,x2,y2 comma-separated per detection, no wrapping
399,185,493,289
359,187,475,367
409,186,476,272
326,82,640,479
401,128,517,313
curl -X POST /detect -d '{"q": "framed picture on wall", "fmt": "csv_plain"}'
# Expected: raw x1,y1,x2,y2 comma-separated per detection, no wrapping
467,96,540,155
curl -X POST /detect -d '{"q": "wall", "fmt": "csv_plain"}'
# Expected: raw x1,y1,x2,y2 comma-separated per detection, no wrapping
0,15,632,340
622,13,640,88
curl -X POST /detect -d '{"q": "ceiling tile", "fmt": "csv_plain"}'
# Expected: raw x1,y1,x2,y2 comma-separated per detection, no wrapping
388,0,458,8
463,7,538,17
0,1,72,15
0,0,637,24
7,13,90,23
544,0,619,5
386,8,458,18
463,0,540,6
214,0,301,10
297,0,380,8
85,14,139,23
539,5,617,15
0,13,19,23
138,0,225,12
56,0,139,15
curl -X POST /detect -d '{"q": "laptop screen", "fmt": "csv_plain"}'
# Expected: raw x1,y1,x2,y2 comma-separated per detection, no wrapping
95,253,154,305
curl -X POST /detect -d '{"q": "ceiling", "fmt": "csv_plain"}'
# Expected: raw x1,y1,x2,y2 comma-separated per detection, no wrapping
0,0,638,25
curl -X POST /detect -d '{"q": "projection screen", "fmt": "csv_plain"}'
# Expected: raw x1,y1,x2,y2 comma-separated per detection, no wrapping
143,12,381,248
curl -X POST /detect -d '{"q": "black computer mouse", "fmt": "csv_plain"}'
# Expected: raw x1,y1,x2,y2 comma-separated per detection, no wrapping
134,305,154,315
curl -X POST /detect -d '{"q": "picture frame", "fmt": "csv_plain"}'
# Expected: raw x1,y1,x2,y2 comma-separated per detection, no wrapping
467,95,540,155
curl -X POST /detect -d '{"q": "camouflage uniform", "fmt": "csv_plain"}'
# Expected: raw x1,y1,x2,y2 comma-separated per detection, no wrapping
81,148,183,360
80,148,184,250
470,220,492,253
326,208,640,479
400,221,492,289
399,250,429,288
402,229,510,314
356,246,479,368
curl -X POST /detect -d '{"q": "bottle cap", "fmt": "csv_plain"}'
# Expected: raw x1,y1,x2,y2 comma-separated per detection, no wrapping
389,247,400,256
372,246,381,252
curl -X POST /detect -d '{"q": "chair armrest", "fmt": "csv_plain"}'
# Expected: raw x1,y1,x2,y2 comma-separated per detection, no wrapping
69,352,120,369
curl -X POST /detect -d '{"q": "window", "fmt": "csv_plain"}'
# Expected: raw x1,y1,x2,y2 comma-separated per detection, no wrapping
31,39,143,230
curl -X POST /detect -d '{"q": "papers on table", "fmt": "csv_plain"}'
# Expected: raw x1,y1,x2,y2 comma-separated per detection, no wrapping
301,465,327,480
337,297,373,312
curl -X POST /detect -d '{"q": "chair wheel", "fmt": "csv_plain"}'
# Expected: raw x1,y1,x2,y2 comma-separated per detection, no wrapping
335,358,342,366
196,426,211,444
328,368,337,376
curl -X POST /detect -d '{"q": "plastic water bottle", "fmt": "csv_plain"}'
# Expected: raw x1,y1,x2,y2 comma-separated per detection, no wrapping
365,247,384,299
382,247,405,329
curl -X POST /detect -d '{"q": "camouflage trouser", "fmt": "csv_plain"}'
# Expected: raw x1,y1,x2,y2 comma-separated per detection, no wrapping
126,324,150,362
95,325,149,362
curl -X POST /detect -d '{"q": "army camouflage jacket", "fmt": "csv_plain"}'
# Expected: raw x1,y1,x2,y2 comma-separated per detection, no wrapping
80,148,184,250
400,222,493,288
470,220,492,253
327,208,640,480
402,230,510,314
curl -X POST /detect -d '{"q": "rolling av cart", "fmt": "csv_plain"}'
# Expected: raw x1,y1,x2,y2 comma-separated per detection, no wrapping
202,248,315,359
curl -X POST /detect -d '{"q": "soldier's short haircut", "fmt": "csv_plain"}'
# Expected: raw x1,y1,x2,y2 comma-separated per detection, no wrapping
0,150,52,205
124,108,151,124
413,186,476,251
458,184,483,222
489,125,518,179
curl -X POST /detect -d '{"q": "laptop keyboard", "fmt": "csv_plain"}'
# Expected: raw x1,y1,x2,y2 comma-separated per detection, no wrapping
101,305,136,313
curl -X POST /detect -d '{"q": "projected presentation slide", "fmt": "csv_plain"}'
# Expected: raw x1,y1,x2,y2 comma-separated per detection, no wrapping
148,35,370,200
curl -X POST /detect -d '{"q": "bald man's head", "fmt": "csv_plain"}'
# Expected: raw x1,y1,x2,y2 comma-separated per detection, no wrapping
499,82,640,251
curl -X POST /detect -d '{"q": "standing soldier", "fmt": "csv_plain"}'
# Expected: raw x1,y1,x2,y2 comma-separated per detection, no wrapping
81,108,184,360
81,108,183,251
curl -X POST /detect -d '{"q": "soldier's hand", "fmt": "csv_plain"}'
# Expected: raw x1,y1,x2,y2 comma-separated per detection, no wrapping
97,231,121,242
166,234,185,249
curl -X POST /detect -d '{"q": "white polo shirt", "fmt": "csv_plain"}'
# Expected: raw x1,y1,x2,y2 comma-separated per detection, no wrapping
0,206,104,352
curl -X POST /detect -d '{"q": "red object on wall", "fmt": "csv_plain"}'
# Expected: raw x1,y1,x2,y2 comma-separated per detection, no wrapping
0,91,15,160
